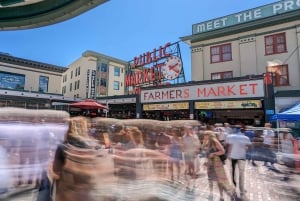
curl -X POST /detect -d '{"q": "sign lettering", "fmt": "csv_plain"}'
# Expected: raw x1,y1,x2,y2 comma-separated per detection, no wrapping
192,0,300,34
90,70,96,99
195,100,262,109
143,102,189,111
140,80,264,103
86,69,90,99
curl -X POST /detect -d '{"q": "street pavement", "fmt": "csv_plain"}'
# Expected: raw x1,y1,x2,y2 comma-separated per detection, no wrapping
4,153,300,201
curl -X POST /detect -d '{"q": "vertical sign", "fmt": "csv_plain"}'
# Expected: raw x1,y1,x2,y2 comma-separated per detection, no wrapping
90,70,96,99
86,69,90,98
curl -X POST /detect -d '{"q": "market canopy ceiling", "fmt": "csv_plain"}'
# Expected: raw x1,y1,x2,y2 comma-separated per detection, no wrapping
0,0,109,30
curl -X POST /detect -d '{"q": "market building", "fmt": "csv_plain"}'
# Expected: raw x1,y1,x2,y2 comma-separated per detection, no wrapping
180,0,300,118
0,52,76,109
62,51,128,99
0,50,130,113
137,74,273,125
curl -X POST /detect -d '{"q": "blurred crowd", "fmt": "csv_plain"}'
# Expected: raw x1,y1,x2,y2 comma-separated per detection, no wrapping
0,108,299,201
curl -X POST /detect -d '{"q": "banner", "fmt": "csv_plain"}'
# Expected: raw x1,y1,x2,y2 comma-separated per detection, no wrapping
90,70,96,99
143,102,189,111
86,69,90,98
195,100,262,109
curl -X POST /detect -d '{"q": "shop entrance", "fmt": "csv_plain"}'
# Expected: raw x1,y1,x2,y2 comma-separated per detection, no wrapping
143,110,189,120
195,109,264,126
108,103,136,119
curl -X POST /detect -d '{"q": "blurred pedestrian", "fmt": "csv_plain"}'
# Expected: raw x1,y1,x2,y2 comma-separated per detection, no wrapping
155,127,171,152
182,124,200,178
224,123,233,135
202,131,238,201
263,123,276,168
0,136,13,196
50,117,98,201
280,128,294,166
168,128,183,183
226,127,251,199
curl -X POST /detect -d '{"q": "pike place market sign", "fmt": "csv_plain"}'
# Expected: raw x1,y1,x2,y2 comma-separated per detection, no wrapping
140,80,264,103
192,0,300,34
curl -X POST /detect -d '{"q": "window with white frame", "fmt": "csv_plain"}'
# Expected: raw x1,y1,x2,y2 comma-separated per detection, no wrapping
113,81,120,90
114,67,120,76
39,76,49,93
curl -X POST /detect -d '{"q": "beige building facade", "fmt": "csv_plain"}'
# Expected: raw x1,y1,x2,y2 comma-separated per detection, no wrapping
62,51,128,99
0,52,65,94
181,0,300,111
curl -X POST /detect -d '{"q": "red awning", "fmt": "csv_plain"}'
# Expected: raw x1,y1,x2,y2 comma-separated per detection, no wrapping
69,99,107,110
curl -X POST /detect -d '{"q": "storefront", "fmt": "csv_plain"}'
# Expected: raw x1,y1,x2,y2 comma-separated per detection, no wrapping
97,95,137,119
142,102,189,120
194,99,264,126
139,76,273,125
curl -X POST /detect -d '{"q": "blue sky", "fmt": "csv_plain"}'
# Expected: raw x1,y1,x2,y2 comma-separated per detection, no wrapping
0,0,278,81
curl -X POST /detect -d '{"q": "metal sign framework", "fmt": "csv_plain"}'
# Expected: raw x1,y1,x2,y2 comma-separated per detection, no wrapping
126,41,186,94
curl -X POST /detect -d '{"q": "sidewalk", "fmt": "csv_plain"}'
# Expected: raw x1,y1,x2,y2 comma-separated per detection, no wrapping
3,153,300,201
0,184,36,200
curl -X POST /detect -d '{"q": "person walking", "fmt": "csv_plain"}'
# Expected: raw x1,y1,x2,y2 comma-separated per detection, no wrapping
182,124,200,178
168,127,183,183
263,123,276,168
202,131,238,201
50,117,98,201
226,127,251,199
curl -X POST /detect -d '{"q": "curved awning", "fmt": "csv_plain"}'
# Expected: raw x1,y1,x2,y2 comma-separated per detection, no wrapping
270,102,300,122
0,0,109,30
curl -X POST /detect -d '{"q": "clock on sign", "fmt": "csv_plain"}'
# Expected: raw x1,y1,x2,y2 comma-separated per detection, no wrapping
162,56,182,80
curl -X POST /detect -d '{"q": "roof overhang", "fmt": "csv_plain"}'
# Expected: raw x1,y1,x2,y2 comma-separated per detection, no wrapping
0,0,109,30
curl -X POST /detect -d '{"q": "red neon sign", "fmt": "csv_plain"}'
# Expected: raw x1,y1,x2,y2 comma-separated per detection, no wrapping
126,42,171,87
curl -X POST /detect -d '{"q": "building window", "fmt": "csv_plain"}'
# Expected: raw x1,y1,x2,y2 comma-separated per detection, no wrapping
267,65,289,86
77,80,80,89
265,33,287,55
210,43,232,63
62,86,66,94
70,83,72,92
63,75,67,83
211,71,233,80
113,81,120,90
0,71,25,90
100,79,107,87
75,68,78,77
78,67,80,76
114,67,120,76
39,76,49,93
101,63,108,72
